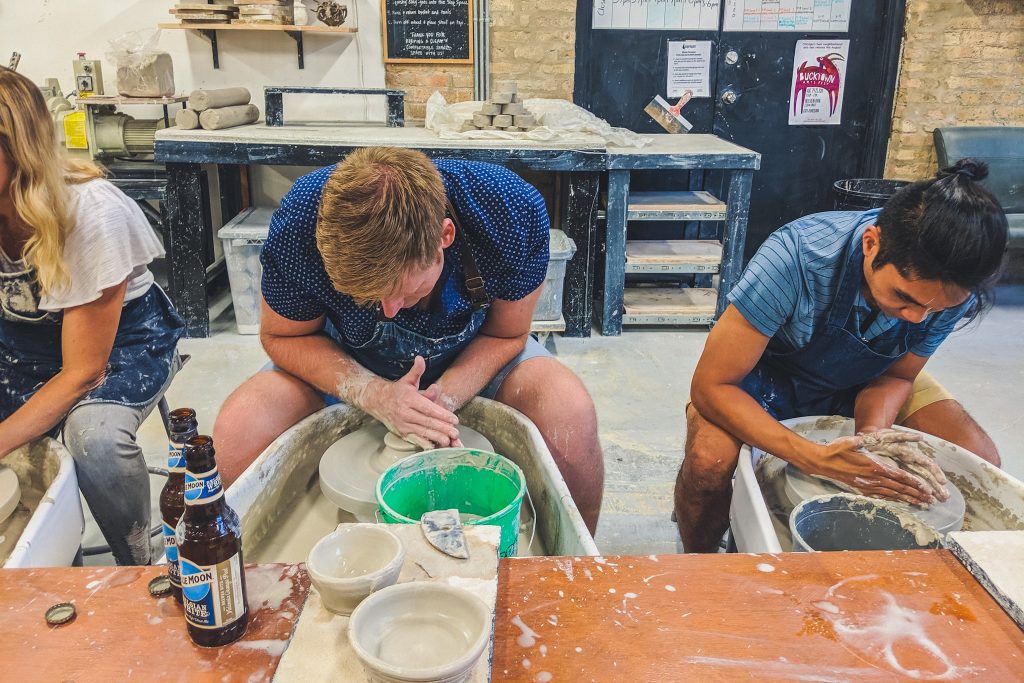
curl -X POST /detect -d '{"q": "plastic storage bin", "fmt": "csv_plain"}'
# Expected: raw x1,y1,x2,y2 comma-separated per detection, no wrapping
533,229,576,322
218,207,274,334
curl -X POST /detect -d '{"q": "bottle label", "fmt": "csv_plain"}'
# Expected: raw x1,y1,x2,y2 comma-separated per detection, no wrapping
163,522,181,587
184,466,223,505
167,441,186,472
180,553,246,629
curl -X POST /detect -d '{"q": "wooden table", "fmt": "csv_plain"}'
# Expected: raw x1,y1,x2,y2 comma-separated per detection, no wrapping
3,551,1021,681
492,551,1024,681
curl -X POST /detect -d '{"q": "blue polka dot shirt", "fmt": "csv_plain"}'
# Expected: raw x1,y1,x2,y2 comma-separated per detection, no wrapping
260,159,551,346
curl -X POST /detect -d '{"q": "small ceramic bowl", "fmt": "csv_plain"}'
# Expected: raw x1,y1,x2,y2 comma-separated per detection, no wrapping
306,525,405,615
348,582,491,683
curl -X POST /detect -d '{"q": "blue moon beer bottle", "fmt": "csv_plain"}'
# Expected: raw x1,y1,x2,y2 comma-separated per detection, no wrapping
159,408,197,603
178,435,249,646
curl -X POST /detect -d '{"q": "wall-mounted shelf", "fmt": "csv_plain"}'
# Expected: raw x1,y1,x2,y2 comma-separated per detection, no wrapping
158,23,358,70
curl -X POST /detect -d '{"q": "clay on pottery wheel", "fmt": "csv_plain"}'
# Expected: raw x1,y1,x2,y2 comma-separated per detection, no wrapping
319,421,494,520
0,466,21,525
782,462,966,535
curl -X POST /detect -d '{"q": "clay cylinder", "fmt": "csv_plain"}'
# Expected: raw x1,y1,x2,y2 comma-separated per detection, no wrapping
492,114,513,128
491,91,514,105
478,103,501,115
472,113,492,127
175,109,200,130
493,80,518,94
199,104,260,130
513,113,536,128
188,87,251,112
501,102,525,116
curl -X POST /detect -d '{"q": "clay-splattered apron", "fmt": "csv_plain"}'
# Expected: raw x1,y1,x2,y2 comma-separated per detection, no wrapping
740,227,928,420
342,203,491,387
0,260,185,425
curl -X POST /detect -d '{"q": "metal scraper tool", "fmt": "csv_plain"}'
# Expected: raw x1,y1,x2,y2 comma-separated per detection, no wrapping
421,509,469,559
644,93,694,134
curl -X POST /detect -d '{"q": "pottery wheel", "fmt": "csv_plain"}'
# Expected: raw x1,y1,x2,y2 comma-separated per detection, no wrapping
783,463,966,534
319,421,494,519
0,466,21,525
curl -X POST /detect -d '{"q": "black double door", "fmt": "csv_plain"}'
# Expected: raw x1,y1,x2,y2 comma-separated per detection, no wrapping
574,1,906,256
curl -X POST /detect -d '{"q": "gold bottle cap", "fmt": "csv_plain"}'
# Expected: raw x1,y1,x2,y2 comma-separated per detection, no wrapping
45,602,76,626
148,574,172,597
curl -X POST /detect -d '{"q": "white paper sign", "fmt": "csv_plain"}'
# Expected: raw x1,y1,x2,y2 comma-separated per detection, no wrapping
667,40,712,98
788,40,849,126
723,0,851,32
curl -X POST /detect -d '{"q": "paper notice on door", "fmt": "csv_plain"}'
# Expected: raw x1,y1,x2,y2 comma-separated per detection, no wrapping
723,0,851,32
788,40,849,125
667,41,712,98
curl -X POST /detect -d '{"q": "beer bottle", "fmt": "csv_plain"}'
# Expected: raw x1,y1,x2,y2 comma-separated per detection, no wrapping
159,408,198,603
178,435,249,647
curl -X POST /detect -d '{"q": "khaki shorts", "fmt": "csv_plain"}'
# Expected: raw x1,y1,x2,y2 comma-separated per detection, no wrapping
685,370,955,422
896,370,955,423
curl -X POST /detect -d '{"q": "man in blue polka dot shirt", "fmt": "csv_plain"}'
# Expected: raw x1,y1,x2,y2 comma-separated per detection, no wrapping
214,147,603,532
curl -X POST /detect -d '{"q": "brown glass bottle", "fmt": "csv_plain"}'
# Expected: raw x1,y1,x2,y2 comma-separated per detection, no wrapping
178,435,249,647
159,408,198,603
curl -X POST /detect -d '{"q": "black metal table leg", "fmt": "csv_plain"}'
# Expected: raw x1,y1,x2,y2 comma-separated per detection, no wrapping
560,171,600,337
164,162,210,338
717,169,754,318
600,169,630,336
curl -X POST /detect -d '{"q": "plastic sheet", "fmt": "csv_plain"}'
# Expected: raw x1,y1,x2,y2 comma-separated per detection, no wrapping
425,91,651,148
107,30,175,98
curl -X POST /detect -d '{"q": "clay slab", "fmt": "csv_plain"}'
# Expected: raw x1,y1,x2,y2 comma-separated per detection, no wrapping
947,530,1024,629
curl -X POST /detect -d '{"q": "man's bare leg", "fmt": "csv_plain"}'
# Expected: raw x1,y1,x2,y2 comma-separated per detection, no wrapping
901,398,1000,466
674,404,744,553
212,370,326,487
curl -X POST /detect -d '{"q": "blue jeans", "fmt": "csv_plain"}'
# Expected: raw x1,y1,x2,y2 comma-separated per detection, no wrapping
63,355,181,565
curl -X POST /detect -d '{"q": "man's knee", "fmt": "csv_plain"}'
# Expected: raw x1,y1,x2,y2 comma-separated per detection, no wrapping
681,406,740,491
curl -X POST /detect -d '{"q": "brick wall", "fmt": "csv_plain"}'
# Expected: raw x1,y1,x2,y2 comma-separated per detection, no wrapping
884,0,1024,180
384,0,578,123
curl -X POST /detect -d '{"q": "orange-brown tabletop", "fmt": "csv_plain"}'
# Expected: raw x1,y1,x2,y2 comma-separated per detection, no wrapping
492,550,1024,681
0,563,309,682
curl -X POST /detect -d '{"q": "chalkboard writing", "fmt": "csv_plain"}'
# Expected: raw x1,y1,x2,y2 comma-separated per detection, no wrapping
382,0,473,63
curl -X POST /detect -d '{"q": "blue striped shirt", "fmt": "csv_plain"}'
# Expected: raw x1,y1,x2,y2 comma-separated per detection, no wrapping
728,210,973,357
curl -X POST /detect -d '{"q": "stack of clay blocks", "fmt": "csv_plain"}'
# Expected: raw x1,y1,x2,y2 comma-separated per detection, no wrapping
233,0,294,24
169,2,239,23
465,81,537,132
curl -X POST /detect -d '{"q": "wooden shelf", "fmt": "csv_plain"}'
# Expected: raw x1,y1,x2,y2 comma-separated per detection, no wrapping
627,190,727,221
622,287,717,326
159,23,356,32
79,94,188,106
531,316,566,334
158,23,357,69
625,239,722,274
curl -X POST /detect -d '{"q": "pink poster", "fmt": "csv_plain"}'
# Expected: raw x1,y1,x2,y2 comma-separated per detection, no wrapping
789,39,849,126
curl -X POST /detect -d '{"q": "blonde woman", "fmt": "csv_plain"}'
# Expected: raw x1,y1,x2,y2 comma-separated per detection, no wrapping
0,68,184,565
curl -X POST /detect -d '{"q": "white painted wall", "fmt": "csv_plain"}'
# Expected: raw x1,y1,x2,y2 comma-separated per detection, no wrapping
2,0,388,125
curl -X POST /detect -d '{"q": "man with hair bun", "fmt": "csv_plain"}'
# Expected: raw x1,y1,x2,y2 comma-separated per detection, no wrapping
675,159,1008,552
214,148,603,533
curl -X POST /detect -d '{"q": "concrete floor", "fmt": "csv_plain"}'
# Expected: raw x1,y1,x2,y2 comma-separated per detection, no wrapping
81,285,1024,561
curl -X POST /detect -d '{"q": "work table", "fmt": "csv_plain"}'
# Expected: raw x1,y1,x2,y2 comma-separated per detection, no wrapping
2,550,1021,681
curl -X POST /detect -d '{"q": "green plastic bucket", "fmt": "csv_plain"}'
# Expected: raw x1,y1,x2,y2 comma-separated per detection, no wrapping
376,448,526,557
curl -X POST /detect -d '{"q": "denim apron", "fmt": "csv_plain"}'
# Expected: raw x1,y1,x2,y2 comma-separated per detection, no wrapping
342,202,491,387
740,228,927,420
0,261,185,423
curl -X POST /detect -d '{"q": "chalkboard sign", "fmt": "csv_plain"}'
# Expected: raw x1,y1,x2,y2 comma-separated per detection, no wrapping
382,0,473,63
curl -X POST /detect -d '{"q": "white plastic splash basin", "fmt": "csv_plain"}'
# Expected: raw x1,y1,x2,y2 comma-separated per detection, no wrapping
225,397,599,564
730,416,1024,553
1,438,84,568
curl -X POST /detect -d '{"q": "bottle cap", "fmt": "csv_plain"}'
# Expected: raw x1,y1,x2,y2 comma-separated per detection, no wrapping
148,574,172,597
45,602,76,626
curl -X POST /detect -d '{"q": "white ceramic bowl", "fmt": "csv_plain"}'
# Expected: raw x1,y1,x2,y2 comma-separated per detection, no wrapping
349,582,492,683
306,525,405,615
